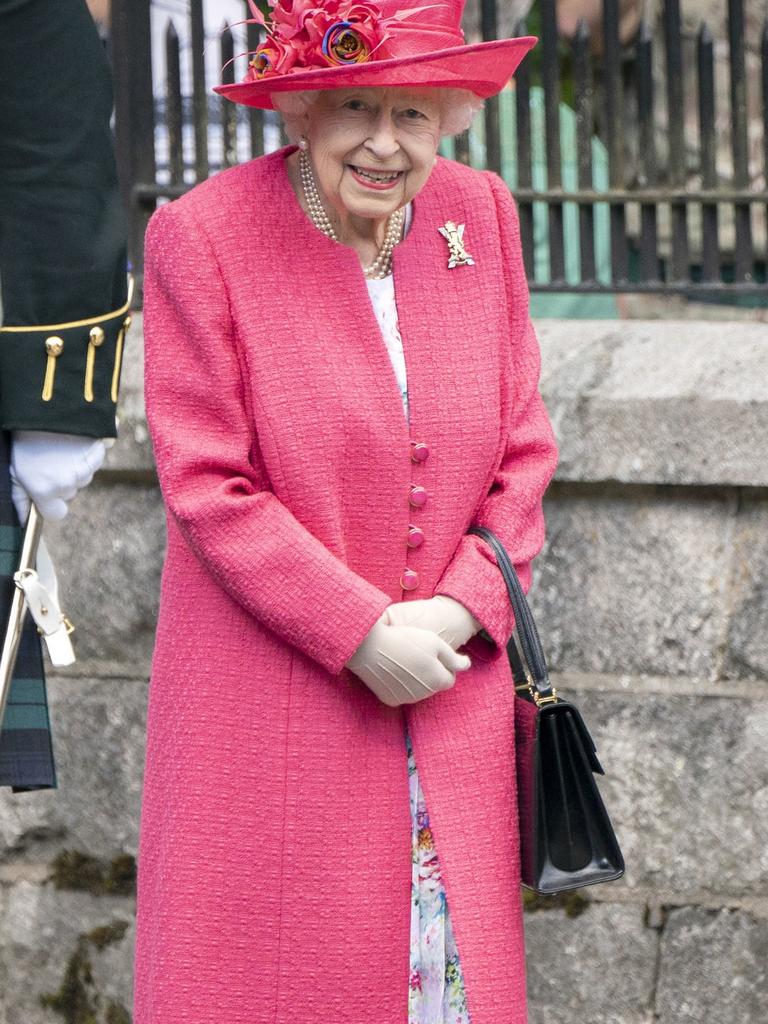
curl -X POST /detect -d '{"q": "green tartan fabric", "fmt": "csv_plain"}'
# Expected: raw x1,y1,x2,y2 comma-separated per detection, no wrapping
0,429,57,792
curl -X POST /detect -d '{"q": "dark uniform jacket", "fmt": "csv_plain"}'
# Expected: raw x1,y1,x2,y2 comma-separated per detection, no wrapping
0,0,131,790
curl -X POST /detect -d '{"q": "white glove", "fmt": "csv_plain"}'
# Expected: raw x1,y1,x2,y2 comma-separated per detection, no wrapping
382,595,482,650
10,430,107,522
345,611,472,707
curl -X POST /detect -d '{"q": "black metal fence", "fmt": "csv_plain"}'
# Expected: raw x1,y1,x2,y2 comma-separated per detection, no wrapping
111,0,768,298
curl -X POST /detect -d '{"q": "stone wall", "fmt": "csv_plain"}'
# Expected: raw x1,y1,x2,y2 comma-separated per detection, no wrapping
0,317,766,1023
526,319,768,1023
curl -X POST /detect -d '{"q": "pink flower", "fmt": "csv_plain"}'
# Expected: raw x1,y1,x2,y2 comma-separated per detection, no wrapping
248,0,389,73
270,0,329,41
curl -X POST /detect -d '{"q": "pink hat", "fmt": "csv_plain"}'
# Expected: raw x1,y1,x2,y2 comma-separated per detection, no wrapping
214,0,537,111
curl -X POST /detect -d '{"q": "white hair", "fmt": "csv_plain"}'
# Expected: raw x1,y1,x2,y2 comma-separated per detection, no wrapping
271,87,484,143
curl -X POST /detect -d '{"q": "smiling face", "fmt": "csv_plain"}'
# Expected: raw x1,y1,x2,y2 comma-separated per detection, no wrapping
301,86,443,225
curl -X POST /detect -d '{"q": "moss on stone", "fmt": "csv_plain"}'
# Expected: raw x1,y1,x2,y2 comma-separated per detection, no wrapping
102,854,136,897
105,1001,131,1024
522,887,590,917
50,850,105,895
38,918,131,1023
38,938,98,1023
49,849,136,897
85,920,130,951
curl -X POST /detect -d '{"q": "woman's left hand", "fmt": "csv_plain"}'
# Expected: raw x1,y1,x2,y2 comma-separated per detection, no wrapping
383,594,482,651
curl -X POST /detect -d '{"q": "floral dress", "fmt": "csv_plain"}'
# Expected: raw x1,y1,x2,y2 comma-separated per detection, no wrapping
366,220,472,1024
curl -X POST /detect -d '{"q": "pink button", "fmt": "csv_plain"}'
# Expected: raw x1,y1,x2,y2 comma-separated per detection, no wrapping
410,442,430,464
407,525,425,548
409,485,427,508
400,569,419,591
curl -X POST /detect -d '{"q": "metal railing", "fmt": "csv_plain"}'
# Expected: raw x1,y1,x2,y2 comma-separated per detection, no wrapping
111,0,768,298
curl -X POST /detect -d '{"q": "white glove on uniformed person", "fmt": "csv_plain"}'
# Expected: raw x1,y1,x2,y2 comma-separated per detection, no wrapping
345,610,472,707
10,429,107,522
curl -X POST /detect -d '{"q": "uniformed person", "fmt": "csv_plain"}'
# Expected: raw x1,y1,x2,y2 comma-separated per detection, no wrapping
0,0,131,791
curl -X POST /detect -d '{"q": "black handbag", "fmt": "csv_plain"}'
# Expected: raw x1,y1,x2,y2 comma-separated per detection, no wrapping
467,525,625,895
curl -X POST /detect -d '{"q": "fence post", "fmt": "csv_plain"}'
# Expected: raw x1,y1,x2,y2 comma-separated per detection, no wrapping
480,0,501,174
189,0,210,181
111,0,156,293
662,0,690,284
728,0,753,282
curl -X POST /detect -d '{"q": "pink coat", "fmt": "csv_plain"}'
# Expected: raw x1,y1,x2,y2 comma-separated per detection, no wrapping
134,144,558,1024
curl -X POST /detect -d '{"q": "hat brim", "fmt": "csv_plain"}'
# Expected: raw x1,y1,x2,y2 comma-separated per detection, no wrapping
213,35,538,110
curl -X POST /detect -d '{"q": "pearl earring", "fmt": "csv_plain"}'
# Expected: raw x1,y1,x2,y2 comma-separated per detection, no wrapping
298,135,309,151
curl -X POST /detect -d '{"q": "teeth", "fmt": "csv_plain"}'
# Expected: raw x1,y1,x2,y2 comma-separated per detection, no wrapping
352,166,400,182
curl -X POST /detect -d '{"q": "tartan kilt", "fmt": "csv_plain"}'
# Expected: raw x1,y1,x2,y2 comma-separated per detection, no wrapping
0,429,57,792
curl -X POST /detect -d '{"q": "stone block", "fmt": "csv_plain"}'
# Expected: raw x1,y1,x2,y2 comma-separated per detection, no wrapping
536,491,732,679
105,318,768,488
537,322,768,487
565,690,768,898
0,879,134,1024
655,907,768,1023
724,495,768,681
42,481,165,669
0,674,146,859
525,901,657,1024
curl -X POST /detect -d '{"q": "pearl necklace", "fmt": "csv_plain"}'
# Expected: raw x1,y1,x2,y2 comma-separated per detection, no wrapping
299,150,405,279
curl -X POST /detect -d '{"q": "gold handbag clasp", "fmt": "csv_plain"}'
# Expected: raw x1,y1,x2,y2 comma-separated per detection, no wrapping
520,669,559,707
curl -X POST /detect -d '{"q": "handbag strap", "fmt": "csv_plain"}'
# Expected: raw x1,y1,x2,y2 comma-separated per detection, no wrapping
467,525,558,705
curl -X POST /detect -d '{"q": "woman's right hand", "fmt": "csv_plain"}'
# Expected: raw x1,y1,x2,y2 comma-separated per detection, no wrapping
344,613,472,707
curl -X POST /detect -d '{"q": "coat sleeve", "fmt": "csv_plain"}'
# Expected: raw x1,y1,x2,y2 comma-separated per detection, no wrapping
0,0,129,438
433,171,559,664
142,199,393,677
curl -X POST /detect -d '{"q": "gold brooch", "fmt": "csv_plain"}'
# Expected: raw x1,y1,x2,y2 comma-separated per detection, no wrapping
438,221,475,268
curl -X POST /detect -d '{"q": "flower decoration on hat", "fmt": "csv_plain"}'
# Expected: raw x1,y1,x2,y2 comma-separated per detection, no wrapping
243,0,440,79
322,21,373,65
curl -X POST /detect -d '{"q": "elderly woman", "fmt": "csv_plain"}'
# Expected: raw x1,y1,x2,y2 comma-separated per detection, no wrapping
133,2,558,1023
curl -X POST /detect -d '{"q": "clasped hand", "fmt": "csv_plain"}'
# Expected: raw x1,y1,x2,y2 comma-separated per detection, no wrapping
345,596,483,708
382,594,482,649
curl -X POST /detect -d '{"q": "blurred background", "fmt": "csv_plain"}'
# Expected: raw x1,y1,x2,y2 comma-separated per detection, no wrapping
110,0,767,321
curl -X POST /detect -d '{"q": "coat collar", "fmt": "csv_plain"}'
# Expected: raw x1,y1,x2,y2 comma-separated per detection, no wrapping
259,145,480,456
273,143,436,272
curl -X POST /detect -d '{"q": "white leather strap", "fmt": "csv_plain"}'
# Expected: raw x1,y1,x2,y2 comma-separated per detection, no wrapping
14,537,76,667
